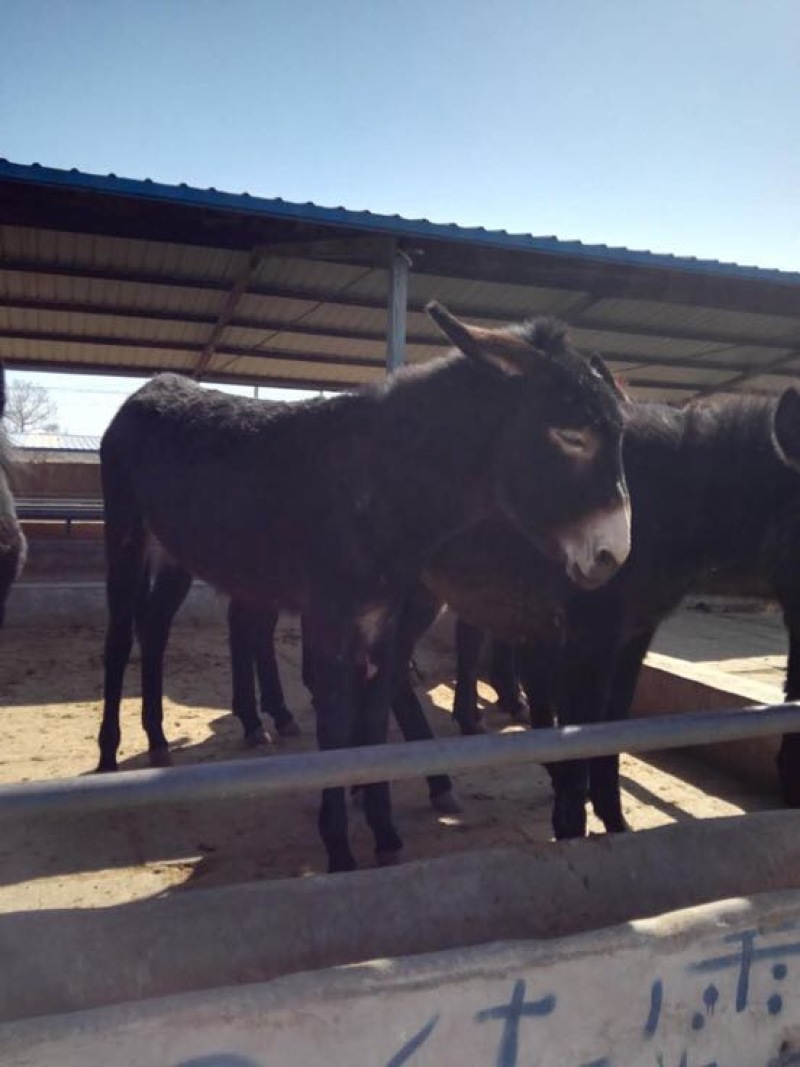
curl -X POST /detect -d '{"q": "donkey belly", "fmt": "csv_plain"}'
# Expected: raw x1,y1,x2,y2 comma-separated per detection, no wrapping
143,502,311,613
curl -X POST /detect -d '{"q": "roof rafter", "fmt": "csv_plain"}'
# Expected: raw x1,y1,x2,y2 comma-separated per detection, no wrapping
2,267,798,355
193,246,266,380
691,346,800,399
0,322,785,377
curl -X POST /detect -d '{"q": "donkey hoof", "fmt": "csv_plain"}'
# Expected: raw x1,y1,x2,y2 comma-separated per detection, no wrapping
375,848,402,867
149,747,173,768
431,790,462,815
607,818,630,834
460,717,487,736
244,725,271,748
96,759,118,774
328,855,358,874
275,716,301,739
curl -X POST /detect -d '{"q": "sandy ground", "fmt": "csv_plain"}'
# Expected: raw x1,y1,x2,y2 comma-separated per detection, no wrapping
0,614,777,914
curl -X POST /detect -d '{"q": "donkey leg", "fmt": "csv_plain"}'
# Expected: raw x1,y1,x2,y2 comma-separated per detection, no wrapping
453,619,487,734
300,612,315,694
489,641,529,724
517,640,558,731
391,586,456,810
776,608,800,806
516,640,595,838
228,601,270,747
359,646,405,866
98,489,146,773
544,621,616,840
252,607,300,738
307,618,359,873
588,629,653,833
139,563,192,766
99,567,142,771
392,670,458,812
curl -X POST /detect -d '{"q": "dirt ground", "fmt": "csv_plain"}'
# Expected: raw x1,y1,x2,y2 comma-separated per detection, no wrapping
0,613,777,914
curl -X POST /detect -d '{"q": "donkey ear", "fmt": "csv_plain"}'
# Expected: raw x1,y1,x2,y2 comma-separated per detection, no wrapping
589,354,628,401
426,301,525,376
426,301,490,361
773,388,800,470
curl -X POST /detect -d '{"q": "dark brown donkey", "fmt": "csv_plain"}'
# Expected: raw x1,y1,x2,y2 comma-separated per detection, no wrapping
0,364,27,628
430,390,800,836
98,304,630,872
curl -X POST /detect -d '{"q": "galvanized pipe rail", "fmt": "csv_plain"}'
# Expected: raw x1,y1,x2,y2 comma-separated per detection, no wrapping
1,704,799,819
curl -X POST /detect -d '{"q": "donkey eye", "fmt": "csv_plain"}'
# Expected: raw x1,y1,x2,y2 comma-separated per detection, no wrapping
548,427,591,455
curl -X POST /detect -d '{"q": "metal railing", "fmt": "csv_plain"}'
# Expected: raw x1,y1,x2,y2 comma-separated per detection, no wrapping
16,498,104,535
2,704,799,820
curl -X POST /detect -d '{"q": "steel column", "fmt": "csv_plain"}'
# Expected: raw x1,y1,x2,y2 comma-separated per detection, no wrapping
386,246,411,372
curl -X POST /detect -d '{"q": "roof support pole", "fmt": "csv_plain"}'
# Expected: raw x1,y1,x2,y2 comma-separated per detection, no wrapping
386,245,411,373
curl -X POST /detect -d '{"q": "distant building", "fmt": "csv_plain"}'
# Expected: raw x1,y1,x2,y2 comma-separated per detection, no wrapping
10,434,101,464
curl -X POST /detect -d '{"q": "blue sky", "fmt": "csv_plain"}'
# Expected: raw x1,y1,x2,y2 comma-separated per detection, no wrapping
3,0,800,434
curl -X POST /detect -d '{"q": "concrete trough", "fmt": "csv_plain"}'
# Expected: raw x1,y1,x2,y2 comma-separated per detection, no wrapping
4,892,800,1067
3,815,800,1064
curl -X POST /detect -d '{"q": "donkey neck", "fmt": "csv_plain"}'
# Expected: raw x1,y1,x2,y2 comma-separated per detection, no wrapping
366,357,519,563
627,398,799,567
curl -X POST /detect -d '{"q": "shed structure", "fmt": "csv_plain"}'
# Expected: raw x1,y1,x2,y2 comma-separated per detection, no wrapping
1,159,799,403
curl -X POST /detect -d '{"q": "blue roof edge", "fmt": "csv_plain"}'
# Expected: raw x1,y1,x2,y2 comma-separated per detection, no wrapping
1,158,798,286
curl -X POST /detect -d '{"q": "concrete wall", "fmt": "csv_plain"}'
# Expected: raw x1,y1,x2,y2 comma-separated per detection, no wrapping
3,886,800,1066
633,649,782,793
4,579,224,628
11,458,101,499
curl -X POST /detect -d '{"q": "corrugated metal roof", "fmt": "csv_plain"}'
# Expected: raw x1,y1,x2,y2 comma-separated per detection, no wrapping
3,159,798,285
0,158,799,403
12,432,101,452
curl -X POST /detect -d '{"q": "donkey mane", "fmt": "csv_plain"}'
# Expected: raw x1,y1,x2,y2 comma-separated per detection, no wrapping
506,316,569,352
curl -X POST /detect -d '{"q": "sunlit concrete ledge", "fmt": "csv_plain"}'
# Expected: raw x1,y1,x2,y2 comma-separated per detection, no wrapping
3,885,800,1066
634,649,784,792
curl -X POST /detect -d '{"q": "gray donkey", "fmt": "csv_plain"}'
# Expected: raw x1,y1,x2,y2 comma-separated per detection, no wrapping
0,365,26,628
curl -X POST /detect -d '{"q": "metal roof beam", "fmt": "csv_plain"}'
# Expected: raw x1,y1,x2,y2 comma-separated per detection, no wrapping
258,235,392,264
0,354,355,391
410,240,800,320
3,259,799,351
0,331,763,394
0,328,387,369
690,347,800,399
1,295,795,372
0,324,786,377
0,322,780,377
572,311,800,352
193,246,266,380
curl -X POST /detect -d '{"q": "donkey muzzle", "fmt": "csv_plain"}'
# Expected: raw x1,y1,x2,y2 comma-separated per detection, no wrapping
557,494,631,591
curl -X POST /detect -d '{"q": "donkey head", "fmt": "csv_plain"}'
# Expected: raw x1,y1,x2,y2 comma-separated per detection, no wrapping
772,388,800,471
427,302,630,589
